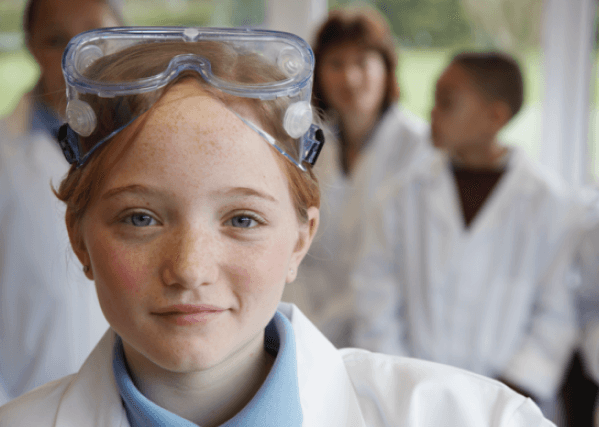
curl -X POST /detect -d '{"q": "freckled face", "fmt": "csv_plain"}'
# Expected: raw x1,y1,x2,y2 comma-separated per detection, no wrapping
430,63,496,151
80,81,310,372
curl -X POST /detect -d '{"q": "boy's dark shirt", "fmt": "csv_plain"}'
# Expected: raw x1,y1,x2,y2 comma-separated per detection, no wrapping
451,163,507,228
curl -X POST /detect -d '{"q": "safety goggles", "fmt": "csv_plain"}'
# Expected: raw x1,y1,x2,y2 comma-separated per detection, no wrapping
58,27,324,170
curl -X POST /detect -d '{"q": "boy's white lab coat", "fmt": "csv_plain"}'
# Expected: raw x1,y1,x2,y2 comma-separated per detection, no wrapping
352,147,586,402
0,303,553,427
0,130,108,404
283,106,431,347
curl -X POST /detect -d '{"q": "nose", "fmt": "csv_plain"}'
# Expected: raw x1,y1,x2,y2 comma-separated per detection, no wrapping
342,64,362,90
161,224,219,289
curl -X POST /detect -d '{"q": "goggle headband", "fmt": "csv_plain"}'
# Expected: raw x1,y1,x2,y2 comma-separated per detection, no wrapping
59,27,324,170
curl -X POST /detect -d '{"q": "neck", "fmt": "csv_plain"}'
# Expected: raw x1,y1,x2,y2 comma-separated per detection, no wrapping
123,332,274,427
337,108,382,174
450,138,508,170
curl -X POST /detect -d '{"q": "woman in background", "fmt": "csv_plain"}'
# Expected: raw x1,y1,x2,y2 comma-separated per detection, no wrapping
283,5,431,347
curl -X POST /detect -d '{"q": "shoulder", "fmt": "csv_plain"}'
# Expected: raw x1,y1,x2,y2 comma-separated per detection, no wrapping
0,131,67,202
0,92,33,139
509,148,573,201
371,148,445,205
339,348,552,426
391,105,430,137
0,375,74,427
370,106,431,161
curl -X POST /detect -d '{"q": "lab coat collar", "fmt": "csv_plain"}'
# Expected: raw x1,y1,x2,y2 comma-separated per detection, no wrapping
422,147,539,233
53,331,128,427
52,303,367,427
281,303,368,427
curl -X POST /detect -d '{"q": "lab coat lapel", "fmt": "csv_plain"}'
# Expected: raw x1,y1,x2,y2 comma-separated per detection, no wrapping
53,329,129,427
424,151,464,233
422,152,466,284
279,303,368,427
466,148,532,237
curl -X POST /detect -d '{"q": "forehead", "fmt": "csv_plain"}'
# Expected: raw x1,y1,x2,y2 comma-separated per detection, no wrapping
436,63,481,96
102,81,289,197
32,0,116,34
322,42,372,60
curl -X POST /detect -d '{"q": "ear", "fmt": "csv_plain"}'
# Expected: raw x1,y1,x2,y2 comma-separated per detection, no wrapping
67,220,94,280
286,207,319,284
489,100,512,132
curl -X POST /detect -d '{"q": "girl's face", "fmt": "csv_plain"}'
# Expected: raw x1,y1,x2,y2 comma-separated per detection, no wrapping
77,81,317,373
318,43,387,119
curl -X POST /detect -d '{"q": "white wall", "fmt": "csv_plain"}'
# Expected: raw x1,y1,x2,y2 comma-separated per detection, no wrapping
541,0,597,186
264,0,327,43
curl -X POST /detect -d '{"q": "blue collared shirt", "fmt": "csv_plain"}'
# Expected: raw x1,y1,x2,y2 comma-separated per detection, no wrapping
112,311,302,426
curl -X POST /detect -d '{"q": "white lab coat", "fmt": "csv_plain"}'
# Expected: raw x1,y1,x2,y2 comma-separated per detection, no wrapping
352,147,586,402
0,302,554,427
0,129,108,404
283,106,431,347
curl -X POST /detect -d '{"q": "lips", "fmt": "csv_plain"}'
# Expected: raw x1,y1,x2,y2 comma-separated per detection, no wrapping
153,304,226,326
154,304,225,314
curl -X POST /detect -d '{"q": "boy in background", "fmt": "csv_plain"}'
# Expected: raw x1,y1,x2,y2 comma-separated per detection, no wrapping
351,52,586,413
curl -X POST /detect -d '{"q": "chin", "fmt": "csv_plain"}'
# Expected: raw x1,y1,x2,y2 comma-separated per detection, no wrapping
131,332,227,373
150,345,225,373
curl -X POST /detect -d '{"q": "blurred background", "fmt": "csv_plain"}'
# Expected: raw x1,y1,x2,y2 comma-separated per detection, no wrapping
0,0,597,182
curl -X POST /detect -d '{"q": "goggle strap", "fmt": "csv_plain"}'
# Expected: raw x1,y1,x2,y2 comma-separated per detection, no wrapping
57,123,81,165
58,115,326,169
302,125,325,167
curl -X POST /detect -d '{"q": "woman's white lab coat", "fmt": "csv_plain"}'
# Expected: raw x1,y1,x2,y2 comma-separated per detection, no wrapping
0,302,553,426
351,147,586,402
0,129,108,404
283,106,431,347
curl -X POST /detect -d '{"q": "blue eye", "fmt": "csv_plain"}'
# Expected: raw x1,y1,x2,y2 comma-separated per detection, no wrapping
230,215,258,228
127,213,156,227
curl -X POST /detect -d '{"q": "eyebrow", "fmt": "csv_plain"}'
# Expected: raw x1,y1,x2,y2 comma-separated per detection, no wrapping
101,184,278,203
219,187,278,203
101,184,163,200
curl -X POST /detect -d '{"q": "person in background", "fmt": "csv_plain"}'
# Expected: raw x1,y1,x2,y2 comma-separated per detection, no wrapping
3,0,123,138
282,5,431,348
0,0,123,404
0,27,554,426
351,52,586,421
568,189,599,427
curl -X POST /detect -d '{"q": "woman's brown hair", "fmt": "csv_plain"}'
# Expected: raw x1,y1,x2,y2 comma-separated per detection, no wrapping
55,41,320,248
312,5,400,116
